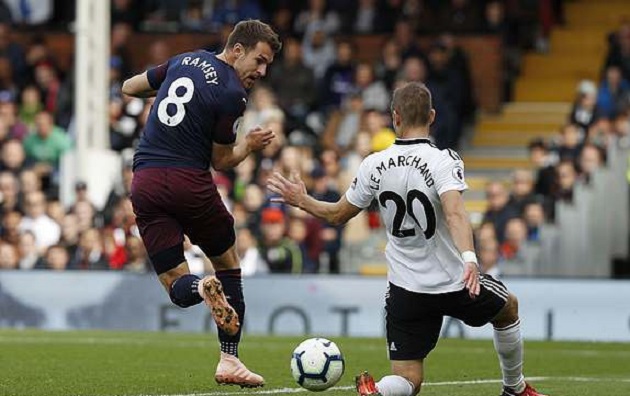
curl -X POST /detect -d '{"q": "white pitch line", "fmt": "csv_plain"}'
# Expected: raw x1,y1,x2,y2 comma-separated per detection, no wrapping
133,376,630,396
3,336,630,357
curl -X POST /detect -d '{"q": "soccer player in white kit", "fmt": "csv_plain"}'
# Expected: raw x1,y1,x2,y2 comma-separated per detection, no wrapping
267,82,547,396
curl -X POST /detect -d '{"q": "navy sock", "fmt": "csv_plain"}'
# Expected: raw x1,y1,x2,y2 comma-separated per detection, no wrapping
216,268,244,357
169,274,203,308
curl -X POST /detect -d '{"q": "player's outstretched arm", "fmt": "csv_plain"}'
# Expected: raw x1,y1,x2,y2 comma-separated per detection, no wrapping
440,190,480,298
212,126,275,170
122,71,158,98
267,172,362,226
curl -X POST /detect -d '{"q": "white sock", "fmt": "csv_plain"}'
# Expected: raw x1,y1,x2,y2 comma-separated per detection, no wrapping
493,319,526,393
376,375,414,396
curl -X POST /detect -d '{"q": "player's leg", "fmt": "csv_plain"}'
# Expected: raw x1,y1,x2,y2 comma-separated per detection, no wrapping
206,244,264,387
179,172,263,387
491,290,546,395
449,274,547,396
356,361,420,396
130,168,203,310
357,283,441,396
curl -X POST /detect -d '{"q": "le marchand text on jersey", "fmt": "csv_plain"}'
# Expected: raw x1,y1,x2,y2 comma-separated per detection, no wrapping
369,155,435,190
181,57,219,85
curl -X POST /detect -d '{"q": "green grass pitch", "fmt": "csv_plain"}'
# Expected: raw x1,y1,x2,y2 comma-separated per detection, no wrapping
1,329,630,396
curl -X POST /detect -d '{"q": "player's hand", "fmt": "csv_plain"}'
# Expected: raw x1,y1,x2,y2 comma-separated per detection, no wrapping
267,171,307,207
463,261,480,299
246,126,275,152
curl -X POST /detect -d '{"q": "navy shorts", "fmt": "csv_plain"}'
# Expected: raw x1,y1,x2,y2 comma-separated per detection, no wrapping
130,167,235,274
385,274,508,360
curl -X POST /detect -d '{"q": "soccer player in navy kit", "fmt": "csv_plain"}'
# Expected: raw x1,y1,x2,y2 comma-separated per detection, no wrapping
121,20,281,387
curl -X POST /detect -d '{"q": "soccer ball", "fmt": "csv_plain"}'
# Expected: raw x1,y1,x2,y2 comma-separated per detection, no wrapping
290,337,345,392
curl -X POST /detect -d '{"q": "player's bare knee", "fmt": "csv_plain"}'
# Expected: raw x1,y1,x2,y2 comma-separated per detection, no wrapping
209,245,240,271
492,293,519,328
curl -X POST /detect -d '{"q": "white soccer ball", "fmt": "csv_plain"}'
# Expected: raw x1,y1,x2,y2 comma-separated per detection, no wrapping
290,337,345,392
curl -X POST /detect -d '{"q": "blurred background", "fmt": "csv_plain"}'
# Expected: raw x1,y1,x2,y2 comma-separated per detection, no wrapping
0,0,628,339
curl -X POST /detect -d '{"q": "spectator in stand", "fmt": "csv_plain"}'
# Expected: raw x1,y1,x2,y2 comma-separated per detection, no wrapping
43,244,69,271
271,7,294,40
365,109,396,153
0,57,17,101
440,0,481,33
287,215,318,273
426,41,463,149
71,181,96,211
552,160,578,204
269,37,316,122
596,65,630,119
69,228,108,270
33,62,61,115
73,200,96,233
179,0,207,32
124,235,149,272
392,19,423,60
479,237,501,278
0,172,20,215
321,92,363,152
19,191,60,252
46,200,64,225
1,210,21,245
0,241,18,269
523,200,546,242
375,39,402,90
210,0,263,31
17,231,41,270
0,100,28,140
320,40,355,111
19,85,41,127
237,227,268,276
145,40,170,69
528,138,556,198
0,139,28,175
578,143,605,183
102,161,133,225
60,213,79,259
605,23,630,81
553,123,583,163
102,229,126,270
0,24,26,87
310,166,342,273
240,85,284,135
439,33,476,120
475,221,498,248
353,62,389,112
482,181,519,243
506,169,536,214
570,80,601,133
111,0,142,30
18,169,40,198
301,23,336,81
352,0,378,34
23,111,72,168
110,22,133,80
258,206,302,273
500,217,528,261
294,0,340,36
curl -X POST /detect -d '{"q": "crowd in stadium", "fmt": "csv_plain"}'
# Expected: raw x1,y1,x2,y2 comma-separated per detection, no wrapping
0,0,627,276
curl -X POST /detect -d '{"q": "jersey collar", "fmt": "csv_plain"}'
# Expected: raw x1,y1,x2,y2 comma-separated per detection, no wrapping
394,138,432,145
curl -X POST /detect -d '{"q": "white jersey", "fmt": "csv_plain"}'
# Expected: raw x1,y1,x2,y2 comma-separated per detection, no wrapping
346,137,468,294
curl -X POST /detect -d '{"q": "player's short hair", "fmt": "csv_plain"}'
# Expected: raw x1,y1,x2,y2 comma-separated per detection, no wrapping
391,82,432,128
226,20,282,54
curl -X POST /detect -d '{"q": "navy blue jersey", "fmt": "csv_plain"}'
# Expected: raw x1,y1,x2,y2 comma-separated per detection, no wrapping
133,51,247,171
